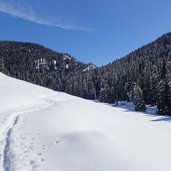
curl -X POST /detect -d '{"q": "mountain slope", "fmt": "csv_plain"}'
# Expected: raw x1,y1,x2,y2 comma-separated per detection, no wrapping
101,32,171,103
0,32,171,114
1,73,171,171
0,41,98,99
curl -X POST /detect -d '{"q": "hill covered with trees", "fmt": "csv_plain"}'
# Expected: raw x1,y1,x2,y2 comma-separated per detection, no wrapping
0,32,171,115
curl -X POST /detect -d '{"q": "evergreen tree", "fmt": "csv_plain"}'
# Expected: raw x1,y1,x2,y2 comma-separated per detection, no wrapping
0,56,5,72
99,84,108,102
156,79,168,115
149,65,159,106
125,82,133,102
165,58,171,114
166,80,171,114
133,84,146,112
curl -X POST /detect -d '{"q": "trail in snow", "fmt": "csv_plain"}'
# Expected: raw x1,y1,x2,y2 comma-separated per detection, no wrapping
3,116,19,171
0,96,57,171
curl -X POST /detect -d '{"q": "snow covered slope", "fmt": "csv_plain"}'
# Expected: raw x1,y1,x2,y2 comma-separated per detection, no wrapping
1,72,171,171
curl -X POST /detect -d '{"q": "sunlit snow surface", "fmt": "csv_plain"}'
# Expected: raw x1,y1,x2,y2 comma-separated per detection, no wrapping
1,72,171,171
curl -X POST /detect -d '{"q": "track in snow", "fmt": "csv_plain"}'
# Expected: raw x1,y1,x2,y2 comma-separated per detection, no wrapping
3,115,19,171
1,96,57,171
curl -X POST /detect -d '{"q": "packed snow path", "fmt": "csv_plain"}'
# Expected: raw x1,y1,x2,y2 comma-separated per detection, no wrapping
1,73,171,171
0,98,56,171
3,115,19,171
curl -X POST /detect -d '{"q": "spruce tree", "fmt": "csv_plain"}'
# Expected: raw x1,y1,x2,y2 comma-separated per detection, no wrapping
166,80,171,115
166,58,171,114
99,84,108,102
125,82,133,102
133,84,146,112
149,65,159,106
0,56,5,72
156,79,168,115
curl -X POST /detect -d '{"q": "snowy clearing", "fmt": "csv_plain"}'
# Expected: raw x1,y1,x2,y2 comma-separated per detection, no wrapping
1,72,171,171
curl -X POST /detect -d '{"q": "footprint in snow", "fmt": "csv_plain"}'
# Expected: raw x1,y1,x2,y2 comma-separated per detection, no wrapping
24,145,28,148
21,136,26,140
29,146,34,150
32,137,35,141
42,144,46,150
54,140,61,145
38,152,42,156
41,158,45,162
23,150,28,154
30,160,35,165
32,164,39,169
30,141,34,145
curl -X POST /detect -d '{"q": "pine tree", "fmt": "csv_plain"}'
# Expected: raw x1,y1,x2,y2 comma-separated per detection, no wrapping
149,65,159,106
166,58,171,114
156,79,168,115
166,80,171,115
133,84,146,112
125,82,133,102
0,56,5,72
99,84,108,102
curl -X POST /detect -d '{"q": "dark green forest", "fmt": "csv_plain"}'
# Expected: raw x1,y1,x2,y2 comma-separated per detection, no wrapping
0,32,171,115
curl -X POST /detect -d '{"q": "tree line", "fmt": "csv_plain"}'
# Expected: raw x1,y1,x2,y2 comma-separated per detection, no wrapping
0,32,171,115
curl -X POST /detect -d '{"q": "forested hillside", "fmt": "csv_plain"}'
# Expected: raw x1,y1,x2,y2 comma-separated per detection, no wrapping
0,41,99,100
0,32,171,115
100,32,171,114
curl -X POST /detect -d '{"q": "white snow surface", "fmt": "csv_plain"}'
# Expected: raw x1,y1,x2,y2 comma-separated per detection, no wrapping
1,72,171,171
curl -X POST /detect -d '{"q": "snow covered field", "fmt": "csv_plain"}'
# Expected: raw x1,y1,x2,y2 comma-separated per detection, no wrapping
1,72,171,171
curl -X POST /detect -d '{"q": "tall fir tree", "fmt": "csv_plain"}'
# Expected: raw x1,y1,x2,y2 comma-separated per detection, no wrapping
0,56,5,72
166,80,171,115
133,84,146,112
165,57,171,114
149,65,159,106
156,79,168,115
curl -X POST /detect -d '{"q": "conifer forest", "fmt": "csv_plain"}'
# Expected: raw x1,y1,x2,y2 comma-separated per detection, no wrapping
0,32,171,115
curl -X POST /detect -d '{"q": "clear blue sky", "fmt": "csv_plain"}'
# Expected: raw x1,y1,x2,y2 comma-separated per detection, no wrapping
0,0,171,66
